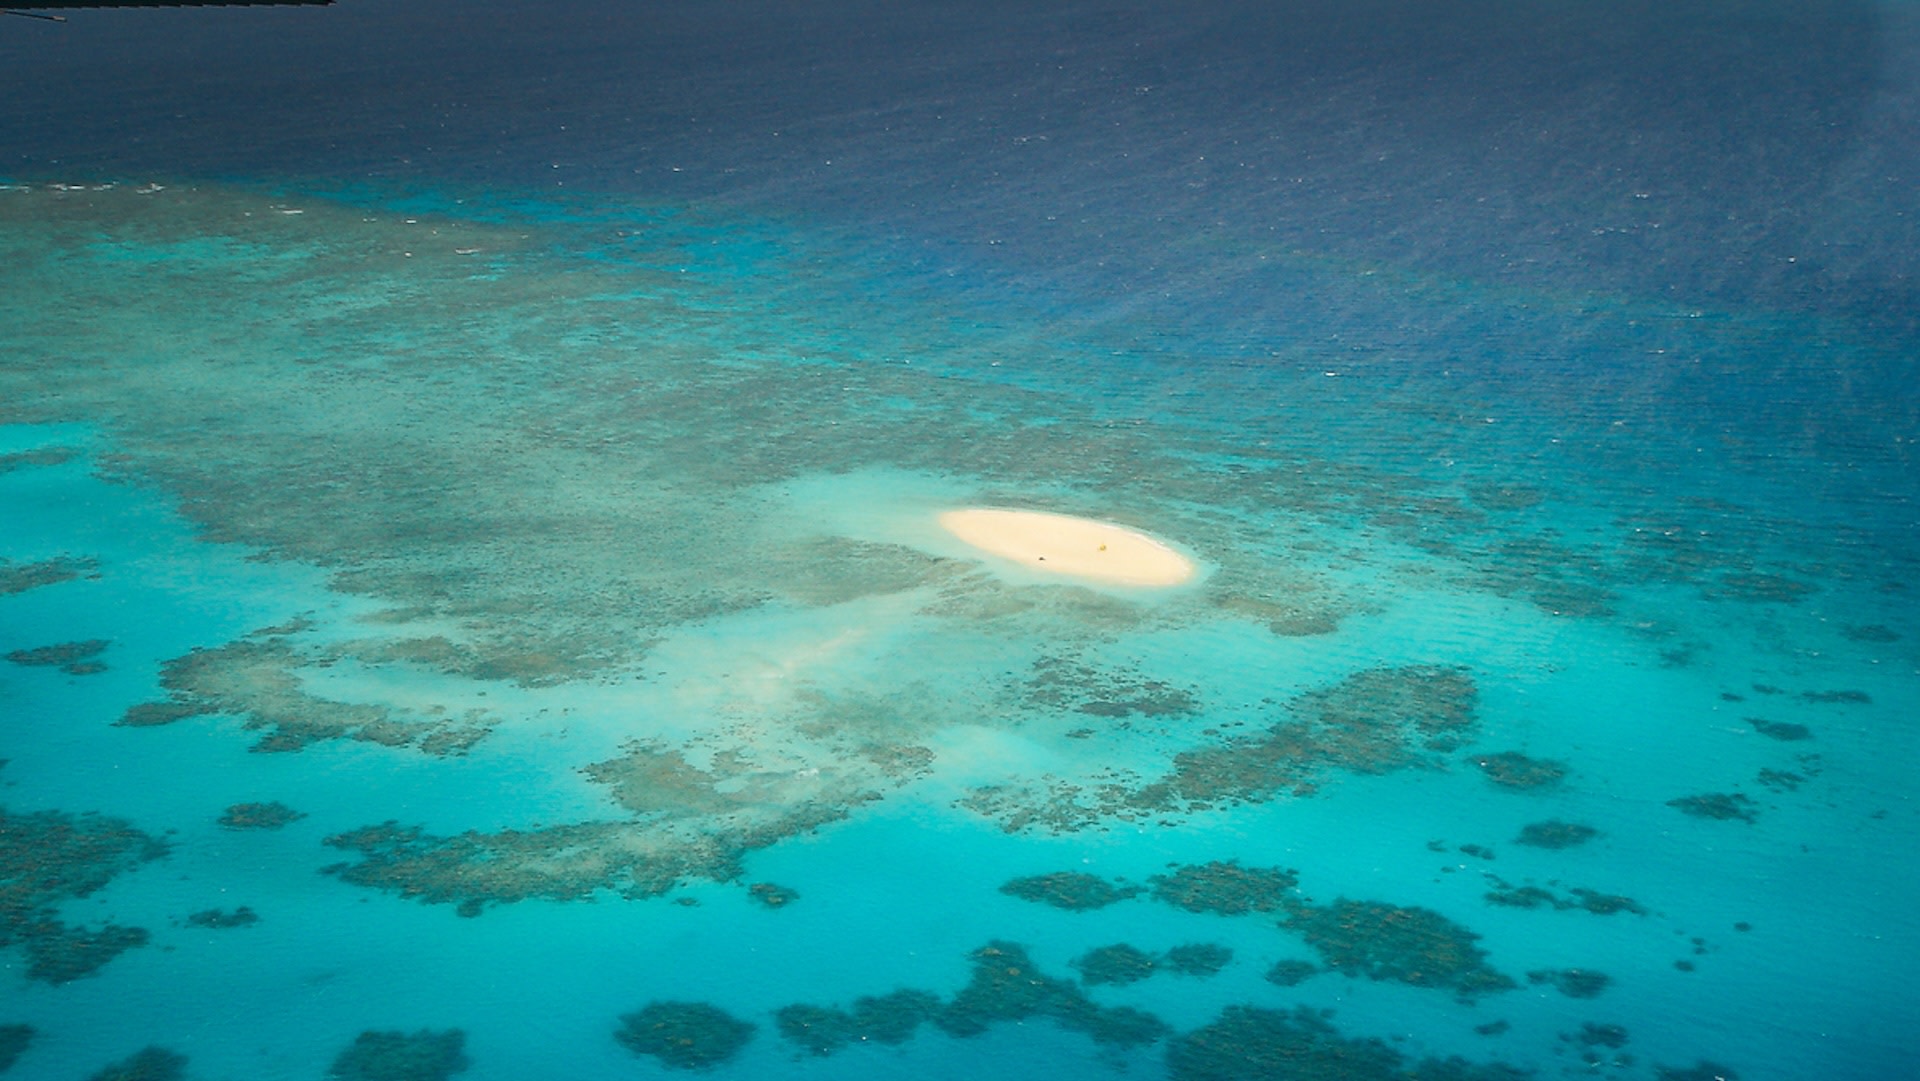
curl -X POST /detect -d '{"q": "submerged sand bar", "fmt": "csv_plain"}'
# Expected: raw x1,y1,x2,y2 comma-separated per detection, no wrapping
938,508,1196,587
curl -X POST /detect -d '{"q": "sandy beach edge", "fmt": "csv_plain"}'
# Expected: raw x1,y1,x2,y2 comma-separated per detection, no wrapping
937,508,1196,587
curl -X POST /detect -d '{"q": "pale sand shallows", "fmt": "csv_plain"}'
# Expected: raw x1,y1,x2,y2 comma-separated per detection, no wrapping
937,508,1196,587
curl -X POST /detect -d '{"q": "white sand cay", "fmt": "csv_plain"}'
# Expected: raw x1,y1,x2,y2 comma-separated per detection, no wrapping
938,508,1196,587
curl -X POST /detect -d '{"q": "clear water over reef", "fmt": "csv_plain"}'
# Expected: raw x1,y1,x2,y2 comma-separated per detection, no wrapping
1,3,1916,1080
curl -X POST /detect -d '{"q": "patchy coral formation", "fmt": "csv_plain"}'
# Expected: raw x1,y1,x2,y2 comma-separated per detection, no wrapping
615,1002,755,1070
747,882,800,909
1708,572,1814,603
774,990,941,1055
0,805,168,983
321,821,710,916
956,778,1137,834
86,1047,189,1081
1746,718,1811,741
1263,959,1320,986
0,445,79,473
1513,820,1600,848
218,801,307,830
580,741,879,824
1280,899,1516,1000
1149,860,1299,916
777,941,1175,1054
4,638,110,675
1799,689,1870,705
1756,768,1805,792
0,555,98,595
1464,481,1546,513
1464,533,1617,619
935,941,1170,1047
1656,1062,1741,1081
327,1029,469,1081
998,871,1142,911
1483,879,1645,916
119,630,494,755
1020,653,1200,719
1471,751,1567,790
1167,1005,1531,1081
1528,968,1611,998
1150,665,1480,807
1577,1022,1630,1048
19,925,151,985
1073,943,1160,986
1213,593,1346,637
965,665,1483,832
1066,941,1234,986
1162,942,1234,977
1667,793,1759,823
585,739,889,837
1167,1005,1396,1081
184,906,260,929
0,1025,32,1073
323,723,912,915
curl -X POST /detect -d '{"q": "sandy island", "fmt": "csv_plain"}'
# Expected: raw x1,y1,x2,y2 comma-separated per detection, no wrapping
938,508,1195,587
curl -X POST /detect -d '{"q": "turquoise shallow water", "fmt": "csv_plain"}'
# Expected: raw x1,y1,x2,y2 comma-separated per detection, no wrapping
2,3,1919,1079
0,180,1913,1081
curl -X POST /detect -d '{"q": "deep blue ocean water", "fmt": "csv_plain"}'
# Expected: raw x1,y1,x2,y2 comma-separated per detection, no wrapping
1,3,1916,1080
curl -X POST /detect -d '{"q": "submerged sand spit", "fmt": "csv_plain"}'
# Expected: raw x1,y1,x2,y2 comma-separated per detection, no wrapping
938,508,1195,587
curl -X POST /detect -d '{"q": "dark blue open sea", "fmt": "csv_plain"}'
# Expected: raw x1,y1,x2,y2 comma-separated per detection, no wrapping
2,2,1916,1079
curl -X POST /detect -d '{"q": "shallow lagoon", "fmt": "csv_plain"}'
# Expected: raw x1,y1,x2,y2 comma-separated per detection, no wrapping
2,3,1918,1080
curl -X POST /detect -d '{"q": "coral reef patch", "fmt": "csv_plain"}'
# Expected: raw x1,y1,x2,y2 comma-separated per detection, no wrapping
774,990,941,1056
1262,959,1320,986
1746,718,1811,741
1471,751,1567,790
936,941,1170,1047
218,801,307,830
1149,860,1299,916
1656,1062,1741,1081
747,882,799,908
1162,942,1234,977
323,733,899,915
998,871,1142,911
1166,1005,1531,1081
966,665,1487,831
615,1002,755,1070
1799,689,1870,705
327,1029,469,1081
1073,943,1159,986
1528,968,1611,998
86,1047,188,1081
1667,793,1759,823
1513,820,1600,848
184,906,259,929
0,555,98,595
0,445,79,473
321,821,711,916
1483,879,1645,916
1151,665,1480,807
1280,899,1516,1000
1707,571,1814,604
775,939,1171,1053
0,805,168,983
1020,653,1200,719
0,1025,32,1073
4,638,109,675
121,630,494,755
